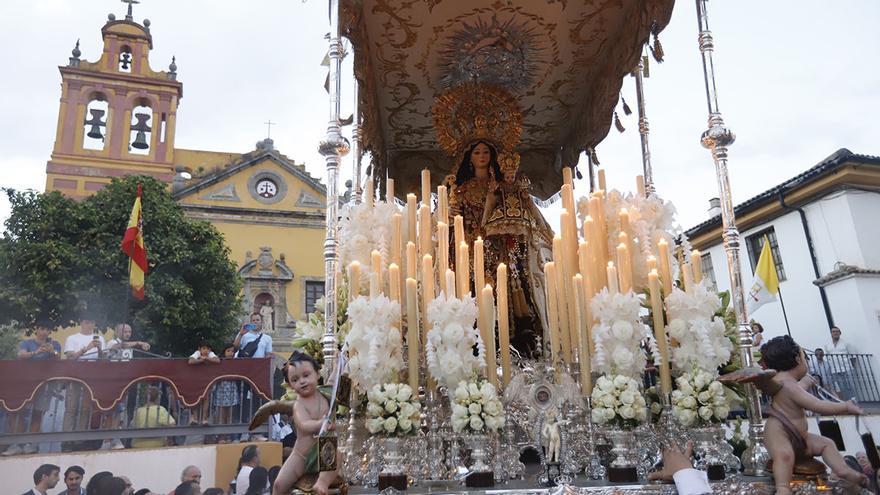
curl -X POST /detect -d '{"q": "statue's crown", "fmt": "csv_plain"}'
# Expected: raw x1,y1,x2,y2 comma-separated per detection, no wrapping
432,83,523,160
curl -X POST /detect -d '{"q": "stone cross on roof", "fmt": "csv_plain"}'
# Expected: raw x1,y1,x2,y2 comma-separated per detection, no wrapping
121,0,139,21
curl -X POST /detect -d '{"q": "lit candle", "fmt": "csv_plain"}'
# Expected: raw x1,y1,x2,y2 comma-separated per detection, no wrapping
457,241,470,298
649,269,672,394
616,241,632,293
619,208,632,244
573,274,592,395
597,168,606,191
691,249,703,284
474,237,485,312
445,268,456,298
497,263,511,386
606,261,619,294
419,204,432,266
437,222,449,293
682,261,694,294
544,262,561,363
421,169,431,209
371,250,382,297
437,185,448,224
348,261,361,301
386,177,395,202
365,176,374,208
406,194,417,246
405,277,419,391
481,284,498,387
636,175,646,197
406,241,417,280
391,213,402,268
421,254,434,345
658,238,672,296
646,254,658,275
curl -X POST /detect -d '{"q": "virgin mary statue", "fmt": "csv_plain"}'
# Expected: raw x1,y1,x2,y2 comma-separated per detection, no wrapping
434,84,553,358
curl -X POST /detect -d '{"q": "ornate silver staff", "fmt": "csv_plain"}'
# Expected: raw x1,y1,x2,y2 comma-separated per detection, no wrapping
693,0,768,475
318,0,350,377
633,53,655,196
352,66,364,202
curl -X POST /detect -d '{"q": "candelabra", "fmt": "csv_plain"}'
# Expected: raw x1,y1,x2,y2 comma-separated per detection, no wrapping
693,0,768,475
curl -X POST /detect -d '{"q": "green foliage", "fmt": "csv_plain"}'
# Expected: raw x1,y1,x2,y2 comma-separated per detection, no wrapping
0,323,22,359
0,176,242,355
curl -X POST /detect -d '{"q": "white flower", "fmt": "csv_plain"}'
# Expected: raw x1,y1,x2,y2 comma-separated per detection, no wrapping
398,418,413,432
671,390,684,402
619,406,635,419
451,416,468,432
612,347,634,369
598,376,615,392
591,408,606,424
468,382,481,399
480,382,497,403
678,409,697,426
367,385,385,404
452,404,468,418
613,375,629,388
611,320,634,340
714,406,730,420
396,384,413,402
651,402,663,414
485,415,505,431
383,416,398,433
698,406,714,421
681,396,697,409
367,403,384,417
469,416,484,431
667,319,687,340
708,381,723,395
619,390,636,405
384,400,398,414
367,418,384,434
483,399,502,416
468,402,482,415
679,383,694,396
399,402,415,419
454,384,469,402
602,408,616,421
694,372,709,389
697,391,712,405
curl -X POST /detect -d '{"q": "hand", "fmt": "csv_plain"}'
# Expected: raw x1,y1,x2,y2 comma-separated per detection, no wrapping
239,325,249,335
648,442,694,482
139,342,151,351
846,400,864,415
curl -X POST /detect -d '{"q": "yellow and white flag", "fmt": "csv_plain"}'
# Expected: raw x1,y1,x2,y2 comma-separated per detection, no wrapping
747,236,779,313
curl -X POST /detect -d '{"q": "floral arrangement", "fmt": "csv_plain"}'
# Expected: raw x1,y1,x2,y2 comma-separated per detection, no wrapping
451,379,505,433
590,288,650,378
424,292,485,390
664,283,733,373
337,200,399,292
590,374,648,429
365,383,422,436
291,285,350,364
344,295,403,392
671,369,730,427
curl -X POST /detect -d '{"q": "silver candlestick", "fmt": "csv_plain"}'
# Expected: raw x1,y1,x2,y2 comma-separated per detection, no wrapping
693,0,768,475
633,53,655,196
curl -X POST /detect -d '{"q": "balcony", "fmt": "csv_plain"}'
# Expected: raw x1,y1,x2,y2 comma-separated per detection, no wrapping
0,357,275,453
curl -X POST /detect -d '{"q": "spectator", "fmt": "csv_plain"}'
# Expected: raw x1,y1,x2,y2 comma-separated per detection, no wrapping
24,464,60,495
810,348,835,395
234,314,272,359
91,477,127,495
234,445,260,495
58,465,86,495
648,442,711,495
751,321,764,347
244,467,268,495
267,466,281,492
180,466,202,485
85,472,113,495
131,386,175,449
188,343,220,424
62,317,106,441
116,476,133,495
825,326,857,400
170,482,199,495
107,324,151,361
201,490,223,495
214,344,240,444
2,321,61,456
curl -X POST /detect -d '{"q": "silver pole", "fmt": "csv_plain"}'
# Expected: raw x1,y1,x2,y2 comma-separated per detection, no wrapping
694,0,767,475
633,54,654,196
318,0,350,379
352,63,363,203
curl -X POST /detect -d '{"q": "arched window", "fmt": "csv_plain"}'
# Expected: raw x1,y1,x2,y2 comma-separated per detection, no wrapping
129,99,152,155
82,94,109,151
118,45,133,73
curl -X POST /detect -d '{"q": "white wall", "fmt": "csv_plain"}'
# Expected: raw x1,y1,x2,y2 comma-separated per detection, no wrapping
0,444,217,495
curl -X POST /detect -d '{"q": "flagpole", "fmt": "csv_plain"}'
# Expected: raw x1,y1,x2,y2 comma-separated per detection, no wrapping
777,286,792,337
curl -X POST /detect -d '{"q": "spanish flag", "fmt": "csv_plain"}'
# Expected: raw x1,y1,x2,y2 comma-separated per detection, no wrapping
747,235,779,313
121,184,148,300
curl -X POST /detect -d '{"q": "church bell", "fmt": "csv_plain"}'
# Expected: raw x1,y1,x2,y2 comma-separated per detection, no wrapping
85,108,106,140
130,113,152,150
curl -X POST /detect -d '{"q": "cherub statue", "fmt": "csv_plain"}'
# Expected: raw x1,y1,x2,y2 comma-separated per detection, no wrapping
541,407,562,464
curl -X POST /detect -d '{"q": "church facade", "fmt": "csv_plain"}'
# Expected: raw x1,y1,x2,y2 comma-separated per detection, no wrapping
43,9,326,343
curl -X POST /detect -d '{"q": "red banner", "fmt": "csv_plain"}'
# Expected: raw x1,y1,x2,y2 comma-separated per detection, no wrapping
0,358,273,412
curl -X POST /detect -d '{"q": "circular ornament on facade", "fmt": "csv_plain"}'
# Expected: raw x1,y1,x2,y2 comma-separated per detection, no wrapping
256,178,278,198
247,170,287,205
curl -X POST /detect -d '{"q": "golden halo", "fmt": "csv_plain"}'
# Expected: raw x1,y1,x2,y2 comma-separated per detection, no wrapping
432,83,523,158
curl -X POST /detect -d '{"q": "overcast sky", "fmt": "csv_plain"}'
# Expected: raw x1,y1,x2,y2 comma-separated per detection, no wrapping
1,1,878,231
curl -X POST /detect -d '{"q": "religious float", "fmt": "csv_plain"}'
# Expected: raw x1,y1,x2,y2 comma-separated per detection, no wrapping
259,1,871,493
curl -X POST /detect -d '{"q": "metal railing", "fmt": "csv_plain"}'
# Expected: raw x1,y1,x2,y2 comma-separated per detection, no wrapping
0,358,274,453
805,352,880,403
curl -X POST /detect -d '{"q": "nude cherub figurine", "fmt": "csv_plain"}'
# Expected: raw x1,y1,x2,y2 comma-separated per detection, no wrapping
541,408,562,464
250,351,341,495
758,336,867,494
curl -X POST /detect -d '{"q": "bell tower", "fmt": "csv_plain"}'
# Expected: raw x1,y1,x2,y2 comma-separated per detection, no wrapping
46,2,183,198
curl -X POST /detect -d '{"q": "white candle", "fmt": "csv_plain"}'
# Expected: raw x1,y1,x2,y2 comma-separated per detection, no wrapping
391,213,402,268
365,176,374,208
386,177,395,202
457,241,470,298
389,263,401,329
422,254,434,346
636,175,646,197
348,261,361,301
497,263,511,386
573,274,591,395
649,269,672,394
481,284,497,387
616,241,632,293
454,215,464,252
445,269,456,298
406,241,417,280
437,185,448,224
598,168,606,191
437,222,449,293
544,262,560,363
419,204,432,267
406,194,417,246
691,249,703,284
606,262,619,294
421,169,431,209
658,238,672,296
474,237,485,312
405,277,419,391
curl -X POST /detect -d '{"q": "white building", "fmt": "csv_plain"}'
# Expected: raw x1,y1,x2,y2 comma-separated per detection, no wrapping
686,149,880,371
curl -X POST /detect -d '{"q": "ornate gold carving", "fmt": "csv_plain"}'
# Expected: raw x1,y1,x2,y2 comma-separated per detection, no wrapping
432,83,523,157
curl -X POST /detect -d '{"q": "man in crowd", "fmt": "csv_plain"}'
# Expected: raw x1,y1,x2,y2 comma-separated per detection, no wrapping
131,386,176,449
167,467,201,495
825,326,857,400
107,323,151,360
2,320,61,456
58,466,85,495
62,316,106,447
810,348,835,395
23,464,59,495
234,313,273,359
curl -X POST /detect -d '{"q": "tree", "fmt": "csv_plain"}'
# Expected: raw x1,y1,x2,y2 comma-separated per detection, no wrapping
0,176,242,355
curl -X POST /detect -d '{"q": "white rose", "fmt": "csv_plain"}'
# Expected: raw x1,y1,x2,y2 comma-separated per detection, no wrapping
469,416,484,431
454,384,469,402
384,400,398,414
667,319,687,340
367,417,384,433
468,402,482,415
679,382,694,396
613,375,629,388
694,372,709,389
399,402,415,419
626,378,640,392
452,404,468,418
611,320,634,340
601,395,617,409
697,391,712,405
698,406,713,422
483,400,502,416
398,418,413,432
708,381,723,395
602,408,616,421
367,403,384,417
682,396,697,409
480,382,497,403
468,382,481,398
397,384,413,402
383,416,398,433
679,409,696,426
368,385,385,404
619,405,635,419
714,406,730,420
598,376,615,391
619,390,636,405
386,383,399,396
451,416,468,432
591,408,606,424
671,390,684,403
